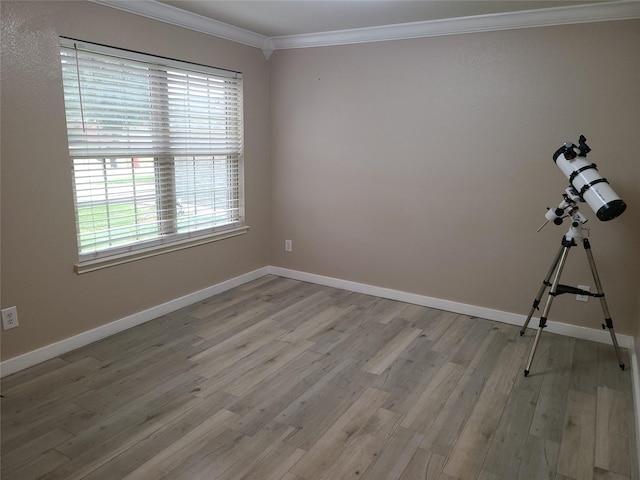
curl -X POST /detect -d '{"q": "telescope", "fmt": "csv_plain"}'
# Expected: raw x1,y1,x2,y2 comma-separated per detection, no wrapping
522,135,626,377
541,135,626,228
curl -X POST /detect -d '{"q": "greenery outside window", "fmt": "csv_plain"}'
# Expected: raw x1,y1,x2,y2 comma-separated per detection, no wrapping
59,38,246,272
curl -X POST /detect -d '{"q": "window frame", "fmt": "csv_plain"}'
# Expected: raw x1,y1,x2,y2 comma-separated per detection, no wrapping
59,38,248,273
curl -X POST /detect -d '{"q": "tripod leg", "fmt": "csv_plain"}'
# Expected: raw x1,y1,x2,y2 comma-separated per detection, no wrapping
524,244,571,377
583,239,626,370
520,245,565,335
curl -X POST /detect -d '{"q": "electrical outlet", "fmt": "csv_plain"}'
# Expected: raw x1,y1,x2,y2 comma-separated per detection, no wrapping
576,285,590,302
2,306,19,330
284,239,293,252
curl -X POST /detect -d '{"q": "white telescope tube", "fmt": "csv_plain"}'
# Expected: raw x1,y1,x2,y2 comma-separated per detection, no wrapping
553,144,626,221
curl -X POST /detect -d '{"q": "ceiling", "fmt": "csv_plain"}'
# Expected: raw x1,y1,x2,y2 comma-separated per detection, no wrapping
156,0,612,37
91,0,639,57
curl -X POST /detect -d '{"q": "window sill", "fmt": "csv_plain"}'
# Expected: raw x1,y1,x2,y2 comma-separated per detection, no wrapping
74,225,250,274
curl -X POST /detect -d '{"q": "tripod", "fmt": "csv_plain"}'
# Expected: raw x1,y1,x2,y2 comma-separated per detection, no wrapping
520,215,625,377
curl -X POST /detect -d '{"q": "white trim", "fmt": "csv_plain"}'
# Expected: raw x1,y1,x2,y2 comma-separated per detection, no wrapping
88,0,268,49
1,265,635,377
272,265,638,470
270,1,640,50
0,267,269,378
88,0,640,59
267,266,634,349
75,226,250,274
2,265,637,471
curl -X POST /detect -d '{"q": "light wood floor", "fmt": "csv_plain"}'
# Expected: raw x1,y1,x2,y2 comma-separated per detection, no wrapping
1,276,637,480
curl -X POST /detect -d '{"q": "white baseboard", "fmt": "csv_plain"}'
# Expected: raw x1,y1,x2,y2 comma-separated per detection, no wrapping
268,265,640,470
267,266,634,348
0,267,270,378
2,264,638,468
1,264,636,386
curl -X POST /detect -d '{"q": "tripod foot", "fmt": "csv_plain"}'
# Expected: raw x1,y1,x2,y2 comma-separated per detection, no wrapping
620,363,625,371
524,369,529,377
519,330,525,336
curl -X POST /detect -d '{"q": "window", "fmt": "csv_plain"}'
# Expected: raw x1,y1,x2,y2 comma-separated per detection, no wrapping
59,38,246,272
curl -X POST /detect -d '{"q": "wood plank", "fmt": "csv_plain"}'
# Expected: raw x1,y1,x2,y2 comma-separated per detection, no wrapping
235,441,305,480
392,303,434,327
529,334,575,443
0,449,70,480
40,393,202,480
516,435,560,480
348,296,408,325
76,391,237,480
316,408,402,480
464,323,517,381
0,278,636,480
596,343,629,391
375,339,449,416
281,473,304,480
570,340,599,395
0,357,70,391
1,356,99,416
72,351,199,414
360,426,425,480
223,339,314,396
593,468,631,480
289,386,390,480
481,373,542,477
280,306,348,343
190,286,266,320
476,472,502,480
269,290,346,329
228,350,324,435
1,399,85,452
397,448,447,480
362,326,423,375
190,300,276,352
400,361,465,433
0,428,73,476
448,318,495,367
211,422,297,480
121,409,238,480
557,389,597,480
191,317,280,362
443,338,527,480
420,311,459,342
193,338,306,398
595,386,631,477
421,373,485,456
152,427,245,479
430,314,473,353
194,323,287,379
307,304,370,354
327,316,409,368
278,357,379,450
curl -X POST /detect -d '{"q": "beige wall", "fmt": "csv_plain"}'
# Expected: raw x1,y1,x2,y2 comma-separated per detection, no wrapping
0,1,270,360
269,20,640,335
2,2,638,364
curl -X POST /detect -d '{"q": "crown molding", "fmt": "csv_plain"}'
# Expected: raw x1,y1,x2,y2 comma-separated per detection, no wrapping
89,0,640,59
271,1,640,50
88,0,268,50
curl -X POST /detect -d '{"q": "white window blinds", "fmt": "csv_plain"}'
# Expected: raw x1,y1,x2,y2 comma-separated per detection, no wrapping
59,38,245,264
